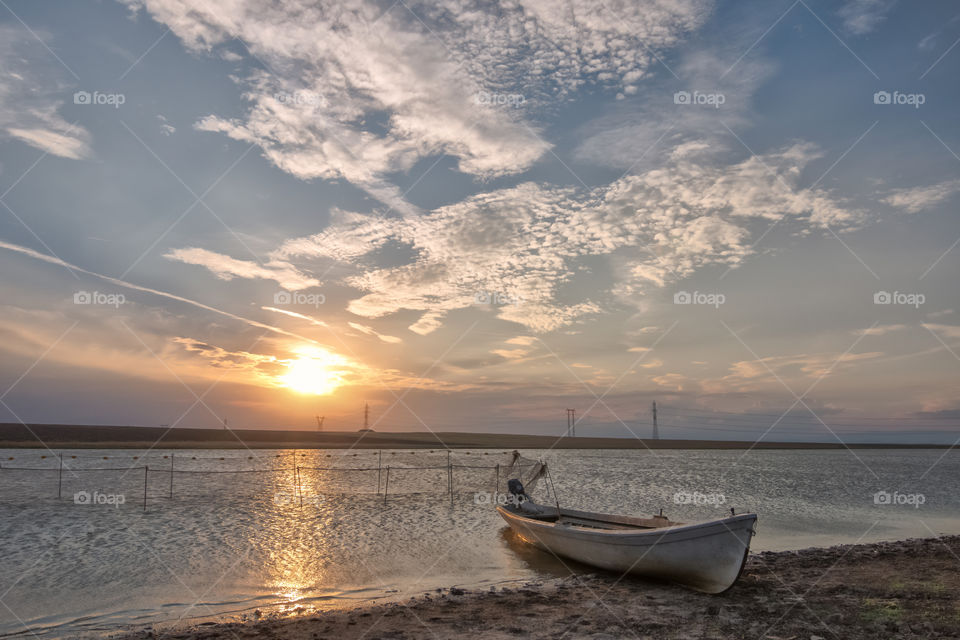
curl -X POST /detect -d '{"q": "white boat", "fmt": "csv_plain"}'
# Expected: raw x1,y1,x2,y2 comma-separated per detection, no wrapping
497,502,757,594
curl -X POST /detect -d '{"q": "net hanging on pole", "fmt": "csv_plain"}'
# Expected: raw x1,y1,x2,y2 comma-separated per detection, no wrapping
0,449,547,507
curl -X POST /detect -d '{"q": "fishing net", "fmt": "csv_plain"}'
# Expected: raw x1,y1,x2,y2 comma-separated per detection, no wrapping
0,449,546,508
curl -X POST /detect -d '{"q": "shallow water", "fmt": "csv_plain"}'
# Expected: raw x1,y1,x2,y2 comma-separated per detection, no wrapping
0,447,957,637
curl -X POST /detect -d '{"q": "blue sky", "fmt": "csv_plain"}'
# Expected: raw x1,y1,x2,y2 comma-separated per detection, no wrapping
0,0,958,442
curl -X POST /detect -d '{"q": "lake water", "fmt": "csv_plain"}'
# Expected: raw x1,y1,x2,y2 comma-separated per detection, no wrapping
1,447,957,637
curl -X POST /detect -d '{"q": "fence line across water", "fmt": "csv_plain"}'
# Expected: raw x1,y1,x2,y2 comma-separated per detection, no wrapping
0,450,545,511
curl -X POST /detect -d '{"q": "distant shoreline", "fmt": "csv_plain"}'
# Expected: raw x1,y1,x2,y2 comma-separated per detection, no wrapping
0,423,951,449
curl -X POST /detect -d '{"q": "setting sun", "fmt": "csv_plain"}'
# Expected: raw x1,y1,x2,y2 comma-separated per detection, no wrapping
280,347,348,395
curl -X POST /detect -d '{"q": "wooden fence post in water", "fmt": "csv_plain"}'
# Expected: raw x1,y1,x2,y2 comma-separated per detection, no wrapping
291,449,297,493
296,465,303,507
495,463,499,496
169,454,174,499
449,462,454,505
377,450,382,494
57,453,63,499
143,465,148,512
383,466,390,505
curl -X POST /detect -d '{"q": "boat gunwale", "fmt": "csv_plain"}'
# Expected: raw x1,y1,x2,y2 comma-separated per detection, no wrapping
497,505,757,546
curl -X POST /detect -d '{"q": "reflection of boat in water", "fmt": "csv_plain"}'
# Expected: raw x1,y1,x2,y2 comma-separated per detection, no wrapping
497,501,757,594
498,527,589,578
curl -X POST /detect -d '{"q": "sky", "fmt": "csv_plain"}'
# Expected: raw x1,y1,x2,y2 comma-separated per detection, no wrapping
0,0,957,443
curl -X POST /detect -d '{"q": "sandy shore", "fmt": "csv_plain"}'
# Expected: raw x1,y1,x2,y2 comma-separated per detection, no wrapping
116,535,960,640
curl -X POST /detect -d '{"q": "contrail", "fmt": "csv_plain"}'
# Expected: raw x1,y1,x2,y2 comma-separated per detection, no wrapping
0,238,317,343
261,306,328,327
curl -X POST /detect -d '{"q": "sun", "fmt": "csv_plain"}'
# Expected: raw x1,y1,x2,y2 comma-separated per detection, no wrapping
280,347,347,395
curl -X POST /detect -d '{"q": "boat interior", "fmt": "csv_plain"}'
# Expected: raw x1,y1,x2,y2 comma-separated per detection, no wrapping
508,506,681,530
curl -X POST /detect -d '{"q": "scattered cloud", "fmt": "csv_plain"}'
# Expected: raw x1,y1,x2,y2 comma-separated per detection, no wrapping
837,0,896,35
883,179,960,214
0,26,91,159
122,0,713,211
491,348,529,360
923,323,960,339
0,238,314,343
157,114,176,136
862,324,906,336
347,321,403,344
164,247,320,290
715,351,884,390
266,143,858,335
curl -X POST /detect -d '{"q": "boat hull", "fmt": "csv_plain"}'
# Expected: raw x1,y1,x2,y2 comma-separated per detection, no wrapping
497,505,756,594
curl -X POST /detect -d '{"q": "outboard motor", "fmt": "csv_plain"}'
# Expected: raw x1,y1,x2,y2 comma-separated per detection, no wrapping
507,478,528,503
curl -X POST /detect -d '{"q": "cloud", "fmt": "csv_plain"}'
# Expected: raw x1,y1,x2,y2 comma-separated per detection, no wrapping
491,348,529,360
0,26,92,159
883,179,960,214
652,372,698,392
261,306,327,327
157,114,176,136
122,0,857,339
347,321,403,344
164,247,320,290
715,351,884,391
923,323,960,339
837,0,896,35
0,238,315,343
121,0,712,210
214,142,856,336
862,324,906,336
